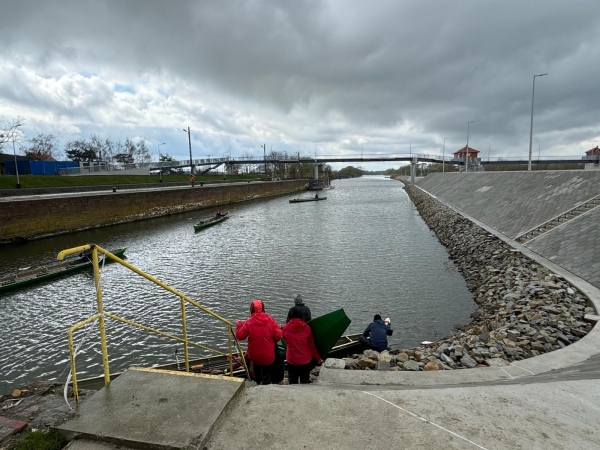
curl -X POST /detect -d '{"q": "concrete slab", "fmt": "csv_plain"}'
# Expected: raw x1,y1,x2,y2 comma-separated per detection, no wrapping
58,367,244,450
67,440,125,450
206,380,600,450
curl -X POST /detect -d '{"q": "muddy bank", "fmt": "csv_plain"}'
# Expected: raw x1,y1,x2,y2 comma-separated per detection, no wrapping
335,184,595,372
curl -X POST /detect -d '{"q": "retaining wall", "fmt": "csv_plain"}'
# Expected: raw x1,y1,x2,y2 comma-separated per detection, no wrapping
0,180,305,244
414,171,600,289
416,171,600,238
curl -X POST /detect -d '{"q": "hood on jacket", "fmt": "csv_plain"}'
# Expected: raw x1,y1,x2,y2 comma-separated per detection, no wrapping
250,299,264,314
285,317,308,332
294,294,303,306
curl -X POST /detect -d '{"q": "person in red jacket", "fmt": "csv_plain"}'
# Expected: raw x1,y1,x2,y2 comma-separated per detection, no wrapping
235,299,283,385
282,307,323,384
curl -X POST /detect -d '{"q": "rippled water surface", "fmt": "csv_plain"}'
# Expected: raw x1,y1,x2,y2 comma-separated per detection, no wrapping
0,177,474,390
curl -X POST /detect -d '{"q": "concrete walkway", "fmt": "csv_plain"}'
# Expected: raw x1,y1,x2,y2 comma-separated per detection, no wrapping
207,375,600,450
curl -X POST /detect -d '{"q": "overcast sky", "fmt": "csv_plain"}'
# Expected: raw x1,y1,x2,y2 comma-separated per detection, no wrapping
1,0,599,169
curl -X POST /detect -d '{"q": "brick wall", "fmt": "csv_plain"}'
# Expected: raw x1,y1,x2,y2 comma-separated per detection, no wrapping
0,180,306,243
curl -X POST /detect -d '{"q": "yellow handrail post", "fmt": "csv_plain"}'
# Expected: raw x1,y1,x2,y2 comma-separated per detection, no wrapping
91,246,111,386
67,329,79,405
180,296,190,372
228,325,233,377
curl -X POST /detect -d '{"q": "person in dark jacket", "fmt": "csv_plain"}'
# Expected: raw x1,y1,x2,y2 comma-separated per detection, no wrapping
359,314,391,352
286,294,311,323
283,307,323,384
235,299,283,385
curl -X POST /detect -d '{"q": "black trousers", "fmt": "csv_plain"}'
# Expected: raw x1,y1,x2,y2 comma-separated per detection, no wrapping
288,362,312,384
359,335,374,349
254,363,272,385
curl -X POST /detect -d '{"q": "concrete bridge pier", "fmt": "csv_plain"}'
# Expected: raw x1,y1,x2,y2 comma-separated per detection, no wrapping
411,156,417,184
225,162,234,175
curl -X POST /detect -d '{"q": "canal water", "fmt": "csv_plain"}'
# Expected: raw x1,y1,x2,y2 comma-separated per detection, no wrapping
0,176,474,390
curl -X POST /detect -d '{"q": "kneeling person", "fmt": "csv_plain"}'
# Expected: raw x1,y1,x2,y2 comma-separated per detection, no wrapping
359,314,391,352
283,307,323,384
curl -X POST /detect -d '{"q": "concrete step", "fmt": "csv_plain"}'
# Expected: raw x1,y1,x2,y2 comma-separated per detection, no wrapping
57,367,244,450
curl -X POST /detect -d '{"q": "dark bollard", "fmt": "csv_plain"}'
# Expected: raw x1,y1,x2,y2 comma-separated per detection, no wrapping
113,187,117,192
200,181,203,186
16,183,21,189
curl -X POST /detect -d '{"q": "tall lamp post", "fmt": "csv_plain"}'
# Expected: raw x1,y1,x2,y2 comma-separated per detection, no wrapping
6,124,23,188
157,142,165,182
261,143,266,175
442,137,447,173
465,121,474,173
182,127,193,174
528,73,548,171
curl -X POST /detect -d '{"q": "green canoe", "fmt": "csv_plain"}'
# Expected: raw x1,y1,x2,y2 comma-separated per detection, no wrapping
289,197,327,203
0,248,127,294
308,308,352,359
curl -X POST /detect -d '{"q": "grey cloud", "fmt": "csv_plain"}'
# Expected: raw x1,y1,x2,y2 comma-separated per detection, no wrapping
1,0,600,163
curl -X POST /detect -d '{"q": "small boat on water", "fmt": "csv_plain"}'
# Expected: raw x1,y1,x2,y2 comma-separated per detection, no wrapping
289,197,327,203
0,248,127,294
74,309,363,390
193,212,229,232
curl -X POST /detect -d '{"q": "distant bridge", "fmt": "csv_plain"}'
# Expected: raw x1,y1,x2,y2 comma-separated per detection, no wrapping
149,153,599,172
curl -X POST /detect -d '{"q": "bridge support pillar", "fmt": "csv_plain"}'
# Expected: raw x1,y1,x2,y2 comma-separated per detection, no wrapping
226,162,234,175
314,163,319,180
411,156,417,185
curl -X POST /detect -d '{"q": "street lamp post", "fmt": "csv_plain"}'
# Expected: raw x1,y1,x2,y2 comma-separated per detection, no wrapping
182,127,193,174
261,144,266,176
157,142,165,182
528,73,548,171
443,137,447,173
10,124,22,188
465,121,474,173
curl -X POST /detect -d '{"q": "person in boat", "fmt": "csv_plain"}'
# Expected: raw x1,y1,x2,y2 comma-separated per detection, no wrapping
314,192,319,199
215,210,222,219
359,314,391,352
286,294,311,323
235,299,283,385
282,306,323,384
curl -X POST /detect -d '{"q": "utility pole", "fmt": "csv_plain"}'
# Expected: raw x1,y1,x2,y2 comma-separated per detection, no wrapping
466,121,474,173
529,73,548,171
261,144,266,175
183,127,193,174
443,138,447,173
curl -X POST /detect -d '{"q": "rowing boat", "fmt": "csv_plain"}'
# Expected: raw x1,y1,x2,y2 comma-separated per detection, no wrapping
289,197,327,203
193,212,229,232
0,248,127,294
74,332,364,390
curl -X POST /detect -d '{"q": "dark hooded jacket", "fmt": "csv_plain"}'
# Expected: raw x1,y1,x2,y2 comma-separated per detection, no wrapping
287,295,312,323
235,300,283,365
362,319,390,352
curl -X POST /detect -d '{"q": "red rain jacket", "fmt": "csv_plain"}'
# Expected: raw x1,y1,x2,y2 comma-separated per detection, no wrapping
235,302,283,366
282,318,322,366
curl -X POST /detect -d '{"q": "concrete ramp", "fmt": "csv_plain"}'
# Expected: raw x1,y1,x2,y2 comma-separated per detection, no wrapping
58,367,244,450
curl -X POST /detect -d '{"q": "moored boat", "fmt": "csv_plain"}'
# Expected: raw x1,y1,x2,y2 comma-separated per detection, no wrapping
193,212,229,232
0,248,127,294
289,197,327,203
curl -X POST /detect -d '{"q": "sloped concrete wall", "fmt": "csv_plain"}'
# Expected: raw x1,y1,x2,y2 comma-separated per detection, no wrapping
416,171,600,238
527,207,600,288
415,171,600,289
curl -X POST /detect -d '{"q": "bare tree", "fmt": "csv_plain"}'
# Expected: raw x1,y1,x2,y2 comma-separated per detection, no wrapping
21,133,61,160
0,114,25,151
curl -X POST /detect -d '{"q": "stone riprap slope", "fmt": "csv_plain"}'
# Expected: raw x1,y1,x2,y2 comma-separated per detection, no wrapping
527,206,600,289
415,171,600,239
339,185,595,372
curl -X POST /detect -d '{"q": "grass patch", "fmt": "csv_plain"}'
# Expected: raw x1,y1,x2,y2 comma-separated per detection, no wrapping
14,429,67,450
0,174,260,189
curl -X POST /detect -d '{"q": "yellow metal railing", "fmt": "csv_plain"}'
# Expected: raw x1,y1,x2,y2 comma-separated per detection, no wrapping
58,244,249,405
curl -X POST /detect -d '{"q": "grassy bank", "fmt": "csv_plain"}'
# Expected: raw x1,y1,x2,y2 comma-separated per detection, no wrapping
0,174,259,189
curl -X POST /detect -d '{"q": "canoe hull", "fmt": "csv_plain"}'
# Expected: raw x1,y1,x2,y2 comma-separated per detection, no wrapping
193,214,229,232
0,248,127,294
289,197,327,203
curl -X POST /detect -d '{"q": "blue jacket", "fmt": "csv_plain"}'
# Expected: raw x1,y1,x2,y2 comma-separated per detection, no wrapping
363,319,390,352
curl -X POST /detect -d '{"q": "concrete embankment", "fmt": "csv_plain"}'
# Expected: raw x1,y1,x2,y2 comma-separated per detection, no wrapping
416,171,600,289
0,180,306,244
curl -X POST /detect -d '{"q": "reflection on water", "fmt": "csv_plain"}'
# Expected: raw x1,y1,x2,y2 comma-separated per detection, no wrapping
0,176,474,390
